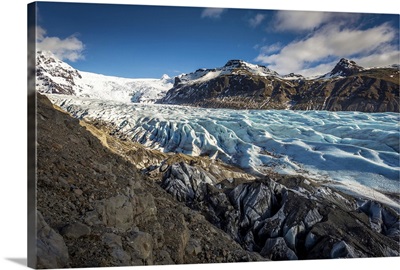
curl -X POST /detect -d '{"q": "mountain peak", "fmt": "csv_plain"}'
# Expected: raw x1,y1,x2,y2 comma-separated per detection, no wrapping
36,50,82,95
161,74,171,80
329,58,364,77
224,59,247,68
222,59,278,77
336,58,360,68
37,50,55,58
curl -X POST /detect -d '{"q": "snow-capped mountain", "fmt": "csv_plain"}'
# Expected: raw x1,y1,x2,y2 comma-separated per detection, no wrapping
36,50,173,103
160,59,297,109
160,58,399,112
174,59,278,85
320,58,365,79
36,51,399,112
36,50,83,95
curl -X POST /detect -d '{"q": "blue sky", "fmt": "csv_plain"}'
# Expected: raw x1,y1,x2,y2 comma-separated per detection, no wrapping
34,1,399,78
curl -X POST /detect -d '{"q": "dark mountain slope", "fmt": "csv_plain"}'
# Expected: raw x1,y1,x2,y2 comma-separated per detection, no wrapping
160,59,399,112
292,67,399,111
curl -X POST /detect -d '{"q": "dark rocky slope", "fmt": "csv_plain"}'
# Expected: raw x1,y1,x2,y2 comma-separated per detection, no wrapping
35,93,263,268
160,59,399,112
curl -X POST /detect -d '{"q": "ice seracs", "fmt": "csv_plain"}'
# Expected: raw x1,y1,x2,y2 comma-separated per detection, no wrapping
48,95,400,210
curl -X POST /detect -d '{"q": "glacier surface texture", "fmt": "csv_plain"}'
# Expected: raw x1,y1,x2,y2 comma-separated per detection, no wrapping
50,95,400,208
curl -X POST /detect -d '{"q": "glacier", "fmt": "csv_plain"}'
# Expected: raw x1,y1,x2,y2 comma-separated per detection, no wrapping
48,95,400,209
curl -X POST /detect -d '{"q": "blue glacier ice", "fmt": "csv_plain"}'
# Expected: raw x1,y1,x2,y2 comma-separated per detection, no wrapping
49,95,400,208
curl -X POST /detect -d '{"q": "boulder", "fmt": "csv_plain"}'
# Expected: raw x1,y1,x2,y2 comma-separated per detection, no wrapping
60,222,91,239
102,233,131,265
96,195,134,231
36,211,70,268
126,231,154,264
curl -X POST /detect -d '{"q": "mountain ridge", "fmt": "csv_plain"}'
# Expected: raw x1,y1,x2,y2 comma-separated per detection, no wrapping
36,50,399,112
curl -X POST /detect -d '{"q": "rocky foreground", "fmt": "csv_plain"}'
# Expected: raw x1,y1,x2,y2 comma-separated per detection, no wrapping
34,93,399,268
35,93,263,268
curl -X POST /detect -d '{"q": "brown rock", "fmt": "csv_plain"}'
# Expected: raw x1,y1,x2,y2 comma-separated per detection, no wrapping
61,222,91,239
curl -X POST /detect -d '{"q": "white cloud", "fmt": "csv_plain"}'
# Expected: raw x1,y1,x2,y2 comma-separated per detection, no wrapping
255,23,398,76
354,49,400,68
297,49,400,77
36,26,85,62
298,61,338,78
274,10,357,32
249,14,265,27
201,8,225,19
259,43,282,54
36,26,46,41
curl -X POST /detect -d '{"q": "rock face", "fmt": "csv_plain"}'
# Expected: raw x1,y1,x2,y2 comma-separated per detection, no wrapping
160,59,399,112
35,93,263,268
36,211,70,269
